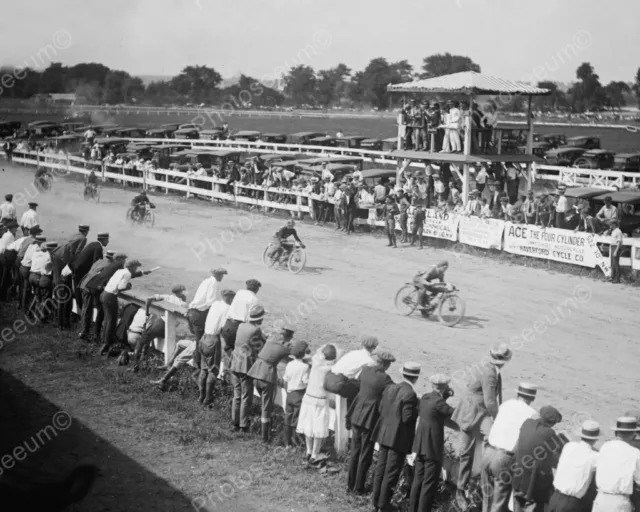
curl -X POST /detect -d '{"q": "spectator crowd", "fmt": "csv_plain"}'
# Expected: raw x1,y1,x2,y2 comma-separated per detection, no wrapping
0,188,638,512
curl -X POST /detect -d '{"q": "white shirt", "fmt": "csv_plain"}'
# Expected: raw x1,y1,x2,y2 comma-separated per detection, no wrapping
331,348,375,379
611,228,624,247
597,204,618,220
321,168,334,182
31,250,51,275
553,441,598,499
188,276,220,311
154,294,187,308
104,268,133,294
487,399,537,452
595,439,640,495
480,204,492,218
0,231,15,254
204,300,230,335
0,202,16,220
8,236,26,252
555,195,568,213
226,289,258,322
20,209,38,229
475,167,488,185
129,309,147,333
22,244,41,267
283,358,310,392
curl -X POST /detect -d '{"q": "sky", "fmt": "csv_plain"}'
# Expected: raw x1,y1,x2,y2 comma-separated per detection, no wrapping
1,0,638,85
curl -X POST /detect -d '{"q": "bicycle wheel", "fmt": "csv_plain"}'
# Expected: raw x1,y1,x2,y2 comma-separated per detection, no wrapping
94,188,100,203
262,245,277,268
394,285,419,316
144,210,155,228
437,293,466,327
287,248,307,274
126,208,134,222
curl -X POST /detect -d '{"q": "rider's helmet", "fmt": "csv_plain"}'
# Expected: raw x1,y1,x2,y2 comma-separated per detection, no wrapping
435,260,449,269
287,219,295,228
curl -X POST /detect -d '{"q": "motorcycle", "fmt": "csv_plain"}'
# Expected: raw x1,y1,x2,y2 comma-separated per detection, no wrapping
262,241,307,274
394,282,466,327
126,202,155,228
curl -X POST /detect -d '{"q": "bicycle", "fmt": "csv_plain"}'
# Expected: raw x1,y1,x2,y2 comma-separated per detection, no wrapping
262,241,307,274
394,282,466,327
126,203,155,228
83,184,100,203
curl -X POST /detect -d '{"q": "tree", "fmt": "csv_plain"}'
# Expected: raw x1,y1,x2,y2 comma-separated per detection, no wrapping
316,63,351,107
144,80,180,106
170,65,223,105
568,62,606,112
532,81,568,111
420,53,481,79
390,60,414,82
102,71,145,104
348,58,410,109
633,67,640,107
219,74,284,108
604,81,631,110
38,63,66,94
283,65,317,105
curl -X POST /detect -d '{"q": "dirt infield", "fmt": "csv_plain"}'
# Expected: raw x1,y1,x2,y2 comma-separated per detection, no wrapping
4,163,638,430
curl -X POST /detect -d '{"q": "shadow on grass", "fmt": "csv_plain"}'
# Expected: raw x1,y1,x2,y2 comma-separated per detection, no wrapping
0,368,196,511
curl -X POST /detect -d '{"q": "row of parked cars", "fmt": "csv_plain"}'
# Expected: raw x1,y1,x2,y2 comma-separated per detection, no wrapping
522,133,640,173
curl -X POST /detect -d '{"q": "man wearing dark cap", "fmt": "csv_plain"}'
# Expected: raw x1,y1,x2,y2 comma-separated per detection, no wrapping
229,304,267,432
20,203,39,236
69,232,109,312
346,350,395,494
78,251,122,341
187,268,228,343
409,374,457,512
247,325,294,443
52,224,90,329
372,362,420,512
512,405,565,512
220,278,261,353
197,289,236,406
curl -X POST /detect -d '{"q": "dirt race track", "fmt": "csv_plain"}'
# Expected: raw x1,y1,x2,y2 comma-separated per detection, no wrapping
4,163,638,432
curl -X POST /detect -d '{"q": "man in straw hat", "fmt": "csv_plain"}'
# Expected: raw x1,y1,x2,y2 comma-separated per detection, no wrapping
547,420,600,512
229,304,266,433
512,405,566,511
479,382,538,512
371,362,420,512
409,373,457,512
591,416,640,512
452,343,513,506
346,350,395,495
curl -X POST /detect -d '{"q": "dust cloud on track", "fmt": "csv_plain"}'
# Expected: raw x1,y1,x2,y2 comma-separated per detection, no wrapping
5,163,638,437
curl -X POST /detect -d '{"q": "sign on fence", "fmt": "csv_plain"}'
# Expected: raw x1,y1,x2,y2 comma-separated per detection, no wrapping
503,223,608,271
422,209,460,241
458,216,505,249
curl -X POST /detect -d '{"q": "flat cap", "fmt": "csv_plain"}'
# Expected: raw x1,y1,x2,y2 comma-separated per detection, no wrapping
290,340,309,359
113,252,127,260
171,284,186,294
28,202,38,207
221,288,236,298
78,224,90,232
97,232,109,239
125,259,141,267
29,225,43,235
375,351,396,363
246,278,261,290
211,267,228,275
539,405,562,426
361,336,379,351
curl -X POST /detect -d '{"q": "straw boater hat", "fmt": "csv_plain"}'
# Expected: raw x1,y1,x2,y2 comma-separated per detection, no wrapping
248,305,266,322
402,362,421,378
577,420,600,440
613,416,639,433
489,343,513,364
516,382,538,398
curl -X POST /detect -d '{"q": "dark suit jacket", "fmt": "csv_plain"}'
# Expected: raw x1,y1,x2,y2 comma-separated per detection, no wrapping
69,241,104,278
451,362,501,431
376,381,418,454
52,233,87,266
512,418,566,503
347,365,393,431
81,261,121,292
412,391,455,463
246,339,290,384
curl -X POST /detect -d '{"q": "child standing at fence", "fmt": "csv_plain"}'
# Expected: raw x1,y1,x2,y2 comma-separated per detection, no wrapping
282,340,311,448
296,344,337,464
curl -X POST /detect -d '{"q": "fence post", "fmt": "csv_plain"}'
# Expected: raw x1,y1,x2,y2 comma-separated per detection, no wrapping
186,178,192,199
333,395,349,454
234,182,239,209
165,172,169,195
308,196,315,221
143,169,147,191
163,310,177,365
121,166,126,188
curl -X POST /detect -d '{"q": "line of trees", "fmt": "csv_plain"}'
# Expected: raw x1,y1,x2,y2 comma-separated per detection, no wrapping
0,55,639,113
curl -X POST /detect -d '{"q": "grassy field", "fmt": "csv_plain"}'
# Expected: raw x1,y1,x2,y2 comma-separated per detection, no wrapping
3,110,640,153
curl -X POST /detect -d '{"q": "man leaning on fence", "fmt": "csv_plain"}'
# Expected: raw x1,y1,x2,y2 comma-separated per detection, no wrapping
452,343,513,507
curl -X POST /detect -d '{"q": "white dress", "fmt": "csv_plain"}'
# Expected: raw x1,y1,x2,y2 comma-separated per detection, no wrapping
296,351,334,438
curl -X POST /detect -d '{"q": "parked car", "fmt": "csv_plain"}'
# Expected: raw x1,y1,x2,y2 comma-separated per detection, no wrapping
358,168,397,187
565,136,601,150
297,163,357,182
382,137,399,151
60,121,86,133
146,127,176,138
360,138,383,151
0,120,21,137
174,128,200,140
27,123,64,138
592,190,640,236
298,155,364,170
572,149,616,170
48,134,85,153
336,136,369,149
544,147,586,166
93,137,130,156
611,153,640,173
230,130,262,142
562,186,609,230
306,136,338,148
199,128,226,140
517,141,551,158
533,132,566,148
62,113,92,125
261,153,306,165
288,132,326,144
160,123,181,132
178,123,201,131
260,133,287,144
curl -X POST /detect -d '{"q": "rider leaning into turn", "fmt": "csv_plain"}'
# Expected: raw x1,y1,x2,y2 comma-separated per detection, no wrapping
85,170,98,188
268,219,305,259
131,190,152,219
35,166,52,182
414,260,449,310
